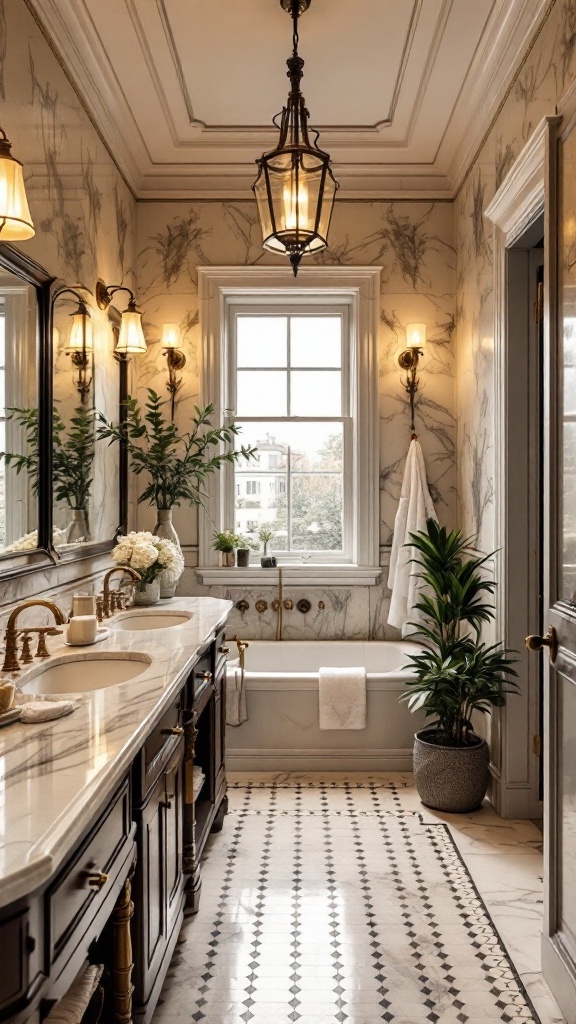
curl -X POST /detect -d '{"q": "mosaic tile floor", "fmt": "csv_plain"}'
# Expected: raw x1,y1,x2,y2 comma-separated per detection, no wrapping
153,776,565,1024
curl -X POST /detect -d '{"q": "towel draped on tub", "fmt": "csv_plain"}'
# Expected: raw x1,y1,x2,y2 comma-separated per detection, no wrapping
319,666,366,730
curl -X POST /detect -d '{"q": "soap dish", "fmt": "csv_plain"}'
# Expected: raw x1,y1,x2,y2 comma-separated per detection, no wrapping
0,707,22,728
64,627,110,647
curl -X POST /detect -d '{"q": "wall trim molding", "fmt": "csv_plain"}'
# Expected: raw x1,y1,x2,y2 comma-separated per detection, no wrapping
243,678,408,693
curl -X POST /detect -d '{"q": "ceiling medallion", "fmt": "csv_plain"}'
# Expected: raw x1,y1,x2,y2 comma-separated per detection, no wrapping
253,0,339,276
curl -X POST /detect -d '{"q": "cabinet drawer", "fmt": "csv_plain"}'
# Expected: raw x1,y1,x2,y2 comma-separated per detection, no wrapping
47,778,132,965
136,692,185,802
187,650,213,704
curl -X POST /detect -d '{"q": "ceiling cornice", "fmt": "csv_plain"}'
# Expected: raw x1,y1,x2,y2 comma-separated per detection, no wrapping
25,0,554,201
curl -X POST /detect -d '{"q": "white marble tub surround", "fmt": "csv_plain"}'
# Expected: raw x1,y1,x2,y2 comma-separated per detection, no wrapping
0,596,231,910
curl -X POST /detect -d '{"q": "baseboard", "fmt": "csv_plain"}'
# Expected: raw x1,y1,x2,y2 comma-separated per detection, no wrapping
226,747,414,772
490,772,543,819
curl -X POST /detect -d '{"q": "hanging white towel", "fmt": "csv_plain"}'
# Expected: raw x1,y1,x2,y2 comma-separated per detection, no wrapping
226,662,248,726
387,438,438,637
319,667,366,730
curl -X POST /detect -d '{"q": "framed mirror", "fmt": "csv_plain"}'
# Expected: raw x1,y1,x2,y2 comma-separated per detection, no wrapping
0,243,54,574
0,242,128,578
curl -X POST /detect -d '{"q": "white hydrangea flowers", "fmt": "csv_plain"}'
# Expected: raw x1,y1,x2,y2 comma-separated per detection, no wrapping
112,531,184,586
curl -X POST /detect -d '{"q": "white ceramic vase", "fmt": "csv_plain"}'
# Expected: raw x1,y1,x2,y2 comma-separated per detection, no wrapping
153,509,182,599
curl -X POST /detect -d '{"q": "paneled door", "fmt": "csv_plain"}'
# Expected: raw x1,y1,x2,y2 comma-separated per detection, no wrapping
532,110,576,1022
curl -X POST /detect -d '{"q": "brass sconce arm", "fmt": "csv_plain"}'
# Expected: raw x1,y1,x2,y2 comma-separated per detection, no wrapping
397,345,423,437
96,281,136,311
51,285,93,405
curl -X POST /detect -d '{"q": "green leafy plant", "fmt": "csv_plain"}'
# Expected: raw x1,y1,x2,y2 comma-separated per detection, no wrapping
0,404,96,510
399,519,518,747
212,529,241,553
97,390,257,510
258,525,275,546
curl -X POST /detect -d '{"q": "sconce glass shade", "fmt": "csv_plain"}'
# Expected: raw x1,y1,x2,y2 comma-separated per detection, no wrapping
67,310,93,352
116,308,146,356
161,323,181,349
406,323,426,350
0,130,35,241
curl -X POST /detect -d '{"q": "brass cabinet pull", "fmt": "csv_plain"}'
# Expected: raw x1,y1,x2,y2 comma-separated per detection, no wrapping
526,625,558,663
161,726,184,736
87,871,109,891
196,670,212,682
219,646,230,655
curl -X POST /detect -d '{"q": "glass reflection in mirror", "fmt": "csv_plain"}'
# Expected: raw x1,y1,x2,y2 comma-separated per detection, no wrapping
0,268,38,552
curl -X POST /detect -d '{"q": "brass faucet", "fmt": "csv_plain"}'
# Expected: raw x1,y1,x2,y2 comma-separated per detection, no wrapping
101,566,141,618
2,600,66,673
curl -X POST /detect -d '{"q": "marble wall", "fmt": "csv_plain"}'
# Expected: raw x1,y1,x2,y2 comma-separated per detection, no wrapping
134,199,457,639
455,0,576,553
0,0,136,609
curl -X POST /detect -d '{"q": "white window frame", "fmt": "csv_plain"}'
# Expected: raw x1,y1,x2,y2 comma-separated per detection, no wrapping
196,266,382,585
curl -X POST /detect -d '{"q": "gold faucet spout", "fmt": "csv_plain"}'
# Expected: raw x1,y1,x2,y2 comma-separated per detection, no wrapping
101,566,141,617
3,600,66,674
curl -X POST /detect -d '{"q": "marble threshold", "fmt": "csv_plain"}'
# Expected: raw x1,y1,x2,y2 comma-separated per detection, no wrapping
209,772,563,1024
0,596,231,909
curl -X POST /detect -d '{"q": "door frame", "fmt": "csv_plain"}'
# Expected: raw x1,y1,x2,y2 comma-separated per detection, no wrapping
485,115,561,819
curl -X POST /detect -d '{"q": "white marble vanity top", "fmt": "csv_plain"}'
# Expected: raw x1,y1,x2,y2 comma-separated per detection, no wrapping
0,596,232,909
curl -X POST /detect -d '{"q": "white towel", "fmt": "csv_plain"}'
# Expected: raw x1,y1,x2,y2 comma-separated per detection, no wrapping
387,438,437,637
45,963,103,1023
226,663,248,727
319,667,366,730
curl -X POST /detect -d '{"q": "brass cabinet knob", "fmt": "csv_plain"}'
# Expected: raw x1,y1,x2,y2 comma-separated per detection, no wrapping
87,871,109,891
219,646,230,655
526,625,558,663
161,726,184,736
196,670,213,682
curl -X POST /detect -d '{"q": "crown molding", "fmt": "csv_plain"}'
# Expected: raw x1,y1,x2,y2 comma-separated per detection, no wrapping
438,0,553,193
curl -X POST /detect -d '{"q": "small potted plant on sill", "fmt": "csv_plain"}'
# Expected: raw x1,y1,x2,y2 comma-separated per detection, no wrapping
98,390,257,594
235,534,254,568
259,525,276,568
212,529,240,567
400,519,518,813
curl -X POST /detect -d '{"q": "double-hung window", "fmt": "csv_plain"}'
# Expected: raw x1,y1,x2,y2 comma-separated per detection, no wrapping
197,267,381,582
232,309,349,559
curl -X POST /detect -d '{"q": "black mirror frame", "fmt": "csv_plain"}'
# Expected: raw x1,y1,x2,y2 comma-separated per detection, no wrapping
0,243,128,579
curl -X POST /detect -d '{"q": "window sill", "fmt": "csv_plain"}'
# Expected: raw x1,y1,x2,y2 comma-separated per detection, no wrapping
195,565,382,587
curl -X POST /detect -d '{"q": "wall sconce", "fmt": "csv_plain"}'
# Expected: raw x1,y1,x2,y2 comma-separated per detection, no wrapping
95,280,147,358
52,286,93,404
0,126,35,241
398,323,426,436
161,322,186,420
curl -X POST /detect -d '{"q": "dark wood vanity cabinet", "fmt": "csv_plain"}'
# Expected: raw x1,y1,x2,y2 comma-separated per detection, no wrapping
0,633,228,1024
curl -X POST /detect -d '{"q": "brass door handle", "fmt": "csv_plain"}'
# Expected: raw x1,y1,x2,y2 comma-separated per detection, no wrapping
87,871,109,891
161,726,184,736
526,626,558,662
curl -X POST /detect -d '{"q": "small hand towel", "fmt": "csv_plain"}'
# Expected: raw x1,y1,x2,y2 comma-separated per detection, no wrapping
45,963,103,1023
20,700,77,723
226,663,248,727
319,667,366,730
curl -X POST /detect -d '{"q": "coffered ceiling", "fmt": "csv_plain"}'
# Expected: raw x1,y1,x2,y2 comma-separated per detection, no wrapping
29,0,550,199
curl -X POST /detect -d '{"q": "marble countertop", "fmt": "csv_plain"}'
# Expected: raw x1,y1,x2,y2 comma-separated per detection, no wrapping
0,596,232,909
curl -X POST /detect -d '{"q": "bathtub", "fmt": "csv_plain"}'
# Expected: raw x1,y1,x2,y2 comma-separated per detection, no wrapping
226,640,424,773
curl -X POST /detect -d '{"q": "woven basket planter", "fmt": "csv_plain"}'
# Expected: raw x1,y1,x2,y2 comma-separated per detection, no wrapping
413,729,490,813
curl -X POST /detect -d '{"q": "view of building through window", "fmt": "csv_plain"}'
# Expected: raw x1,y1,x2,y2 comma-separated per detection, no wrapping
233,314,346,554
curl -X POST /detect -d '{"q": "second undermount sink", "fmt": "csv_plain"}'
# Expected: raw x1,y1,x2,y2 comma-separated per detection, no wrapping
110,610,193,631
20,652,152,695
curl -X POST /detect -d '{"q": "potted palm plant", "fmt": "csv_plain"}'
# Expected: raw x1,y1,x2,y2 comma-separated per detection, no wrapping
98,390,257,592
400,519,518,813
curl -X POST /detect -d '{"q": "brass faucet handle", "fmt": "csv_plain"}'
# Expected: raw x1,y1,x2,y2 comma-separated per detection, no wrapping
283,598,293,610
35,628,62,659
20,631,34,664
96,596,104,622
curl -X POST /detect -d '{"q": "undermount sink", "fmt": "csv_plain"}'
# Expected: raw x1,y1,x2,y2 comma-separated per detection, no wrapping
20,652,152,695
110,610,192,631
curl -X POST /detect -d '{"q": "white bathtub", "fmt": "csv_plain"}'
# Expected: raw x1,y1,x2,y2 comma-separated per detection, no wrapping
226,640,423,773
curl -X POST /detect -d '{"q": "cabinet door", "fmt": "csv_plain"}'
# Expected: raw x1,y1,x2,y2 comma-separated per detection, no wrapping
164,750,185,927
